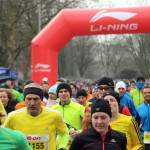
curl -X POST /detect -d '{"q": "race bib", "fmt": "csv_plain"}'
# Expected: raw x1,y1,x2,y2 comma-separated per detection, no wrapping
25,134,49,150
144,131,150,144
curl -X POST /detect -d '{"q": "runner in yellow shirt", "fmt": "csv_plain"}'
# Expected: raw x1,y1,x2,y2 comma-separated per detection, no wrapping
3,83,69,150
104,90,144,150
0,99,7,125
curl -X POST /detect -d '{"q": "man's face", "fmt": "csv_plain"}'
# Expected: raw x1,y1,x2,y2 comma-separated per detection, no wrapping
77,96,87,107
25,94,42,116
104,95,118,114
92,112,110,135
142,88,150,104
43,84,49,93
130,82,136,88
49,93,57,100
98,85,110,98
58,89,70,104
118,88,125,97
70,85,76,95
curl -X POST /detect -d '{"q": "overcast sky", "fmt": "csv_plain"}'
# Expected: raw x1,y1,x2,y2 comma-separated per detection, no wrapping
80,0,150,8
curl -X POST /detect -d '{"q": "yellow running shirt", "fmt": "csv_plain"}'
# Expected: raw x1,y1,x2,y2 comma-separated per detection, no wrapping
3,106,69,150
110,114,144,150
0,99,7,125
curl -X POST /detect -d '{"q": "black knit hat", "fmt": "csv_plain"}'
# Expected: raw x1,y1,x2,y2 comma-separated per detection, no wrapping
23,80,35,87
91,99,112,118
137,76,145,82
76,89,87,98
57,83,72,97
104,90,120,106
98,77,114,90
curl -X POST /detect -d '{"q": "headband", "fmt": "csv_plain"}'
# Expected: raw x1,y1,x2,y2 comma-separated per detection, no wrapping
24,87,43,100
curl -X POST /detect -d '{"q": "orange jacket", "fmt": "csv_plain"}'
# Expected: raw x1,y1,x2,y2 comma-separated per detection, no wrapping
86,94,93,101
15,101,46,110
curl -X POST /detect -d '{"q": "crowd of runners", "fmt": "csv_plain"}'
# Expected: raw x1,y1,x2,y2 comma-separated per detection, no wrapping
0,76,150,150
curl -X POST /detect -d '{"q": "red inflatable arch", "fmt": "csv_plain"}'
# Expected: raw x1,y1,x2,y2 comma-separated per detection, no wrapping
31,6,150,85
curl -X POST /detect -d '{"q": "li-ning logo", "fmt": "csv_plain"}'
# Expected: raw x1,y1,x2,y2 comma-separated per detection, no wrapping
35,63,50,69
90,10,138,32
35,63,51,72
90,10,137,22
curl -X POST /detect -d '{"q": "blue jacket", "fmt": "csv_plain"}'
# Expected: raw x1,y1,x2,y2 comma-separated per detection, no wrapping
120,94,137,118
125,92,130,97
136,102,150,137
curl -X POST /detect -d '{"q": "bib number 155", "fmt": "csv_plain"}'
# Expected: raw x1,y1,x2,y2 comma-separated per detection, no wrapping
29,142,46,150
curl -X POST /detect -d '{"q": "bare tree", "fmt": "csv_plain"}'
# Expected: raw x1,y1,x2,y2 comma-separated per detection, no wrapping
0,0,29,69
125,33,150,78
72,36,97,77
58,36,97,78
96,35,132,78
0,0,80,81
96,35,115,77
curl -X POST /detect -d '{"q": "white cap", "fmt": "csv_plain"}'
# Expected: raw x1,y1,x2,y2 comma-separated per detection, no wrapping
116,81,126,90
43,77,48,82
48,85,58,95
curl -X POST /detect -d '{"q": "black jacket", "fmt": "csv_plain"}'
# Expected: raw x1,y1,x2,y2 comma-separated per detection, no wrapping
5,100,18,114
69,126,127,150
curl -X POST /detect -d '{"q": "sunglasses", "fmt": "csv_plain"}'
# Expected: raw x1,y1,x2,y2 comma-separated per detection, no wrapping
98,86,110,91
